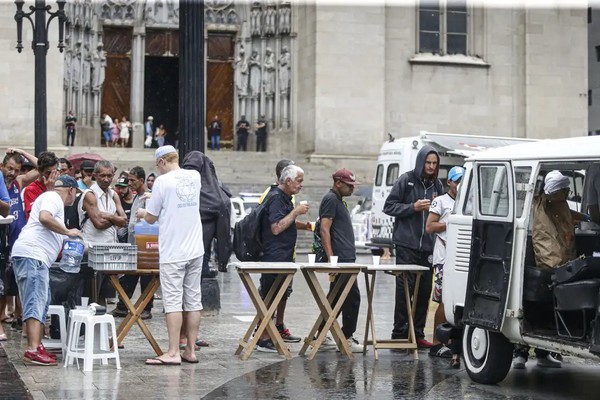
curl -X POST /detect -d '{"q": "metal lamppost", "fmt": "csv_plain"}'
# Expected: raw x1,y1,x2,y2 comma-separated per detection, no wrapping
14,0,67,156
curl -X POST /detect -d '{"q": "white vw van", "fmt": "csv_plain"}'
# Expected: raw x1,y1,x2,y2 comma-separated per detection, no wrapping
368,131,533,254
443,136,598,385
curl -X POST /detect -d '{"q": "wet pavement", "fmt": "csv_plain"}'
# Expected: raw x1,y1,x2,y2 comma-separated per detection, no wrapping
1,253,600,399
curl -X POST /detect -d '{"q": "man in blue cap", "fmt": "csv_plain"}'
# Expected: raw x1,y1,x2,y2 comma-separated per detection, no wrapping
426,165,464,365
11,175,81,366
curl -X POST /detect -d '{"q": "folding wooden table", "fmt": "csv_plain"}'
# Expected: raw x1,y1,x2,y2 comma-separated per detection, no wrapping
298,263,366,360
232,262,299,360
104,269,162,356
362,264,430,360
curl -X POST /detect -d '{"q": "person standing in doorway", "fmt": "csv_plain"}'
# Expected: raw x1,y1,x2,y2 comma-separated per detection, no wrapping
236,115,250,151
65,111,77,147
145,116,154,148
209,116,222,151
255,116,267,152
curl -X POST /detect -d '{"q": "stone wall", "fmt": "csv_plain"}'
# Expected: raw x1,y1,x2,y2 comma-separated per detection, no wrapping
295,3,316,153
0,2,64,148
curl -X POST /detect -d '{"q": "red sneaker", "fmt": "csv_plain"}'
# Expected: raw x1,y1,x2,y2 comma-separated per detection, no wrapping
416,338,433,349
37,344,58,361
23,350,57,366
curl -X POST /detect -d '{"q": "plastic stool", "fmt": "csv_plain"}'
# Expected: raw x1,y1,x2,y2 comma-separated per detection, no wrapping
64,311,121,372
43,305,67,358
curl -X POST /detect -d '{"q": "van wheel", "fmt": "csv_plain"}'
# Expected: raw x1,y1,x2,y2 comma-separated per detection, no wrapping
371,248,384,256
462,325,513,385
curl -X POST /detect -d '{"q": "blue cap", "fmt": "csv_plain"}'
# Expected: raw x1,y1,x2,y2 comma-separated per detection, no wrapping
448,166,464,182
55,175,78,189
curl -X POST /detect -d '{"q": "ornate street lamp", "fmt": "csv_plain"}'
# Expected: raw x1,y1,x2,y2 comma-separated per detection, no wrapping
14,0,67,155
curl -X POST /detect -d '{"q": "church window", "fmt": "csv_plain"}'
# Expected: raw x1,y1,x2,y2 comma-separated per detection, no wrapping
418,0,469,55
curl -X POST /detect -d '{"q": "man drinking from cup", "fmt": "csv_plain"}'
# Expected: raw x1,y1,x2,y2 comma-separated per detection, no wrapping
316,168,363,352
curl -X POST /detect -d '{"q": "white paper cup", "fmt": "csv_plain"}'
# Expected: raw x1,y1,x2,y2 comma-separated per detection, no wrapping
308,254,316,265
330,256,338,267
81,297,89,308
372,255,380,266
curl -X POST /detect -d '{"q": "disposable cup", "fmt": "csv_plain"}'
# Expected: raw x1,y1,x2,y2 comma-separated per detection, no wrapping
308,254,316,265
372,255,381,266
81,297,89,308
330,256,338,267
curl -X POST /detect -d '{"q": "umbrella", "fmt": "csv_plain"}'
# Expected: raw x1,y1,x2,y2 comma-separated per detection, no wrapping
66,153,104,171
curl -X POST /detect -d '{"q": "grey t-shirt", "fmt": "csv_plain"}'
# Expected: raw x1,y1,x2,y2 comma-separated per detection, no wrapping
319,189,356,262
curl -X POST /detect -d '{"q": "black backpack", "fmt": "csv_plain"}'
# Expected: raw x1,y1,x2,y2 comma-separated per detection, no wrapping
233,193,278,261
311,218,327,262
64,189,90,230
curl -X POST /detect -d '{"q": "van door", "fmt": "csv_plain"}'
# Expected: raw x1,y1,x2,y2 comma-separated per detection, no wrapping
463,162,515,332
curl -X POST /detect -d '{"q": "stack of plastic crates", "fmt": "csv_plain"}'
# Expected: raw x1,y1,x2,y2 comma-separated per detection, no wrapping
88,243,137,271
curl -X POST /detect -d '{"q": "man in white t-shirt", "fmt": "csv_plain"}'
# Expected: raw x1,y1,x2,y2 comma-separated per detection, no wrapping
137,146,204,366
425,166,464,363
11,176,81,366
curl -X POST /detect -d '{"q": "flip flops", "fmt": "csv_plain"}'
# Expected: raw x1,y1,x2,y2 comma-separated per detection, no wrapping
181,355,199,364
145,357,181,366
0,333,7,341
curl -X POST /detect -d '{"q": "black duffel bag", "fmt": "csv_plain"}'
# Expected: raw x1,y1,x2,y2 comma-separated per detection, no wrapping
553,256,600,284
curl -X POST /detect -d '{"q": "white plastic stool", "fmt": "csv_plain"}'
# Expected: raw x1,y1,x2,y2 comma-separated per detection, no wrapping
43,305,67,358
64,311,121,372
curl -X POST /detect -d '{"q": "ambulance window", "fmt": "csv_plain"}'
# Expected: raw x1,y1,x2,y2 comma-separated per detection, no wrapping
463,174,473,216
386,164,399,186
478,165,509,217
375,164,384,186
515,167,532,218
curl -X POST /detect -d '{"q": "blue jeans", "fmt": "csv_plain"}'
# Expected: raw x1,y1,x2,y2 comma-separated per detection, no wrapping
12,257,51,324
211,134,220,150
102,129,112,143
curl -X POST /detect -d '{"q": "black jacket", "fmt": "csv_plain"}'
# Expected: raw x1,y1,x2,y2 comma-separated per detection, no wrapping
182,151,232,269
383,145,443,252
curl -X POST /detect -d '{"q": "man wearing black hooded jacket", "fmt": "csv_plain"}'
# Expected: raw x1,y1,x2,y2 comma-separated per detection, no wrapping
383,145,443,348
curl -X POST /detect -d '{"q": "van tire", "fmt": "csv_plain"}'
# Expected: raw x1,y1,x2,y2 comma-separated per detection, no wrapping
462,325,513,385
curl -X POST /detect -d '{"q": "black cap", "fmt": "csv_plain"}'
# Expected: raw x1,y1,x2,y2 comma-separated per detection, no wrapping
81,160,95,170
115,177,128,187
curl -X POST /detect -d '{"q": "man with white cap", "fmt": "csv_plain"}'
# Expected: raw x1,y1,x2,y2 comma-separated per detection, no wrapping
426,166,464,364
137,145,204,365
144,116,154,148
514,170,588,370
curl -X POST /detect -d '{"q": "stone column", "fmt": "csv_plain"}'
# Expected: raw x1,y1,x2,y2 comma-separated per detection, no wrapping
130,26,146,148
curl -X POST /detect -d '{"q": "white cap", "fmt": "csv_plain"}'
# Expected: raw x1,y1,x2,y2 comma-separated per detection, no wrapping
155,145,177,160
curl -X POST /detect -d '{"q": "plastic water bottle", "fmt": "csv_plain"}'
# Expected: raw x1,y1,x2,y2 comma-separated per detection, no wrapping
58,237,85,273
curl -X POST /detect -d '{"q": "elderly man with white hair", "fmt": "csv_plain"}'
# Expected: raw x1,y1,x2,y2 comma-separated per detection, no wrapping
255,164,309,352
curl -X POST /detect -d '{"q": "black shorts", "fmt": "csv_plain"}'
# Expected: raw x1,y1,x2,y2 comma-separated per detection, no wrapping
259,273,293,301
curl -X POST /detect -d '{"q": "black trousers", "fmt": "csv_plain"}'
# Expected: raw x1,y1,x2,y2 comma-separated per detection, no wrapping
237,133,248,151
256,133,267,152
202,218,217,278
392,245,433,339
116,275,154,312
316,260,361,339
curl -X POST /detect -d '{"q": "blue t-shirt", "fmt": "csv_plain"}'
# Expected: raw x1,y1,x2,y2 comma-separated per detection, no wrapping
7,181,26,247
261,187,296,262
0,174,9,203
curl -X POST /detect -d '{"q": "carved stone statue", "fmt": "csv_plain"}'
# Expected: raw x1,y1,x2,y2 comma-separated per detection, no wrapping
72,45,81,90
249,49,261,97
264,7,276,36
82,44,92,91
263,47,275,96
167,0,179,23
278,46,291,96
64,50,72,89
278,6,291,35
92,43,106,92
235,45,249,96
250,7,261,36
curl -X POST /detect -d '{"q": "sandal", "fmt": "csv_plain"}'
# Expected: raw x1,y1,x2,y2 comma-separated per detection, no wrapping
1,317,14,324
0,333,7,341
450,358,460,369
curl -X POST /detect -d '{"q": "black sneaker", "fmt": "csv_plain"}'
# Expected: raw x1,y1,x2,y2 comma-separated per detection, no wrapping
429,343,452,358
277,325,301,343
256,339,278,353
109,308,128,318
140,310,152,320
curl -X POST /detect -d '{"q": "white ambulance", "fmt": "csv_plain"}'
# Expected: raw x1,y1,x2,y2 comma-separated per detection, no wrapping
367,131,534,254
442,136,598,385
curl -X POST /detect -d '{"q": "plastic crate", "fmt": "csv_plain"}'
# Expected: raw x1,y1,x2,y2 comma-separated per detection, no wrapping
88,243,137,271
